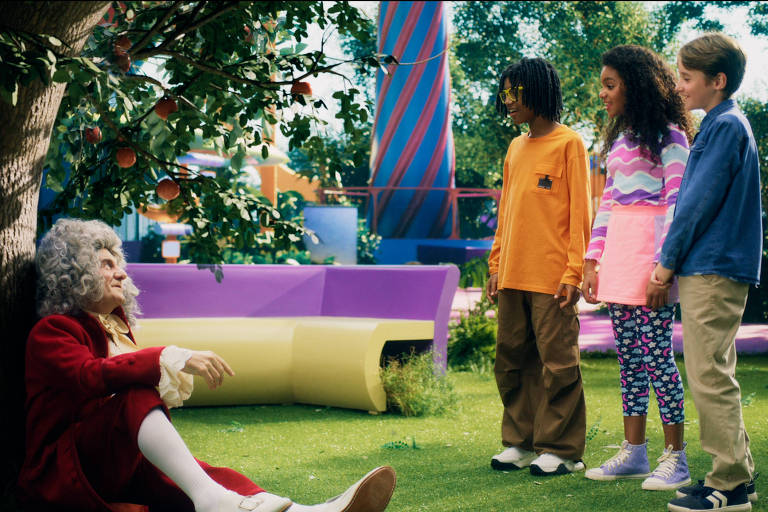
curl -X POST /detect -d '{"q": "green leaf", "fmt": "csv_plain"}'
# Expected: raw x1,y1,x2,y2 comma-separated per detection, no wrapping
45,173,64,193
80,57,102,75
0,82,18,106
67,81,85,102
52,67,70,83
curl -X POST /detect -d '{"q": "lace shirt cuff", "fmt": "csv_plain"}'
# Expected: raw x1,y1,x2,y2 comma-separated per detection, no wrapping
158,346,194,408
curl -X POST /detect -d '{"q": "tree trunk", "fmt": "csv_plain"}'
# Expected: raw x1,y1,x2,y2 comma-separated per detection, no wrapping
0,2,109,505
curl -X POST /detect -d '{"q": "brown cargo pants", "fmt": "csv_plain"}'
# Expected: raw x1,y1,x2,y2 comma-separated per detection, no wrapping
494,288,586,460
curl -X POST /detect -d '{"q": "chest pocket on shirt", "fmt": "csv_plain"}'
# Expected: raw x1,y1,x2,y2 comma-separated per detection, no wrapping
531,163,563,195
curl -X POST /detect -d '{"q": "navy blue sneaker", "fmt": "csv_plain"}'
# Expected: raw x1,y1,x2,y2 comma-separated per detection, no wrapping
677,475,758,504
668,483,751,511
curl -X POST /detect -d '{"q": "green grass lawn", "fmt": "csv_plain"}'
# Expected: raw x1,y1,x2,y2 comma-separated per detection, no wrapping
173,355,768,511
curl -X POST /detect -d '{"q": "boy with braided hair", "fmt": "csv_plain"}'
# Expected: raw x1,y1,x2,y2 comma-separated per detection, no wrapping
486,57,592,476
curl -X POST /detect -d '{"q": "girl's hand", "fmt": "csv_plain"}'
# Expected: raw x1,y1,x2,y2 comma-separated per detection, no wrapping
582,260,599,304
486,273,499,304
182,350,235,390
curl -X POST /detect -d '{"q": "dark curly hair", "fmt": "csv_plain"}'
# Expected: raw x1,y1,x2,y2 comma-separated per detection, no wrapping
601,45,693,162
495,57,563,123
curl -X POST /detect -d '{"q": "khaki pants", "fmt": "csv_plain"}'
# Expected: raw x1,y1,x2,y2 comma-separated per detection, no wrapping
679,275,755,490
494,289,586,460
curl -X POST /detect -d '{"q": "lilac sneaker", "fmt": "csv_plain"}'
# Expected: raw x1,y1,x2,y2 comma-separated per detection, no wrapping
642,443,691,491
585,440,650,481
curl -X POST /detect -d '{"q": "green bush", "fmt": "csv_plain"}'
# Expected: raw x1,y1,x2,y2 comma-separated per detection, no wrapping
357,218,381,264
138,230,167,262
379,350,457,417
457,254,490,288
447,296,498,371
210,190,315,264
743,252,768,322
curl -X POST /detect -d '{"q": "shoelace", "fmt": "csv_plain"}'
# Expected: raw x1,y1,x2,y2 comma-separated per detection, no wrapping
602,446,632,470
650,448,680,479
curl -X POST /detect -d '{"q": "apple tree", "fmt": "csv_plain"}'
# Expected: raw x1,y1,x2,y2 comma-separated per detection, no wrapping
0,1,385,501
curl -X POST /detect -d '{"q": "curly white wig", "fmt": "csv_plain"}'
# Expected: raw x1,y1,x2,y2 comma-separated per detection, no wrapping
36,218,140,326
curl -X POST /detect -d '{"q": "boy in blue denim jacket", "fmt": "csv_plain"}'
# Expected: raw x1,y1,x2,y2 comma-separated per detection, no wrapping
651,33,762,512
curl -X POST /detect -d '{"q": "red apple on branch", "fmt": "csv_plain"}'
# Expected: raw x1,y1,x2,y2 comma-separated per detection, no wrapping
114,35,132,56
290,81,312,96
155,97,178,120
85,126,102,144
116,147,136,168
116,53,131,72
156,178,180,201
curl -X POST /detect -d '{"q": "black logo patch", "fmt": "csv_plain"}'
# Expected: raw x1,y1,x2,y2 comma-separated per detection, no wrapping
537,175,553,190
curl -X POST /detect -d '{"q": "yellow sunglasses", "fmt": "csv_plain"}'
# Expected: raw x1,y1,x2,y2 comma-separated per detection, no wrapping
498,85,523,102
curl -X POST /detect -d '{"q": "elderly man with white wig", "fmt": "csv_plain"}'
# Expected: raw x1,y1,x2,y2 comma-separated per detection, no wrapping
18,218,396,512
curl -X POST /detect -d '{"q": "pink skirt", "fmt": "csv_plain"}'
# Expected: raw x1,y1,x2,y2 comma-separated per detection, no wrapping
597,204,678,306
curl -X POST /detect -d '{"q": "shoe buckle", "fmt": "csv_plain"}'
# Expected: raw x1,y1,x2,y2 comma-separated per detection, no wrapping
239,496,265,510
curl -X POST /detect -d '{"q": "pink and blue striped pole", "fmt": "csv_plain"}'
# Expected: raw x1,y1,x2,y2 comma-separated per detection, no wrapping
369,1,455,238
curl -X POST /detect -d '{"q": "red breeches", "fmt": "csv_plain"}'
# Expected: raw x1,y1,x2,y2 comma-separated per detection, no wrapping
73,387,263,511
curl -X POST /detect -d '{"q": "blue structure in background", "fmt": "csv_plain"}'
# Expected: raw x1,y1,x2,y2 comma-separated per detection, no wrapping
369,1,455,239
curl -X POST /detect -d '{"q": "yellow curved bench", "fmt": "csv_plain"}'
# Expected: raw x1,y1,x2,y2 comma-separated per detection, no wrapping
136,316,434,412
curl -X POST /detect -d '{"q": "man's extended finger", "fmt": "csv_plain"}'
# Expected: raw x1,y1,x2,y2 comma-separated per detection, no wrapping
220,359,235,377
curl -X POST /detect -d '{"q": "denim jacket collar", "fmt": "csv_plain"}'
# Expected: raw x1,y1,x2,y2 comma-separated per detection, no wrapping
699,99,736,133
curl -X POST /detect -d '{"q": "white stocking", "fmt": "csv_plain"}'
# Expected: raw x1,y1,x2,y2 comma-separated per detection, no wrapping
137,408,227,512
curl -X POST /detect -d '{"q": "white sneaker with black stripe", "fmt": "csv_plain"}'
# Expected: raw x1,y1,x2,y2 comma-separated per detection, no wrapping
667,483,752,511
529,453,585,476
491,446,537,470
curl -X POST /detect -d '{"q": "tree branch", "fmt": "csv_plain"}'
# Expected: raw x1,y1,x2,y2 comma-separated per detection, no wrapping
153,51,278,88
171,1,239,41
153,49,367,90
124,73,166,89
85,92,201,180
130,1,184,54
133,1,240,60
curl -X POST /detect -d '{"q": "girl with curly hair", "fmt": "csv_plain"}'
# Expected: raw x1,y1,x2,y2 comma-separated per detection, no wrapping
581,45,693,491
20,218,396,512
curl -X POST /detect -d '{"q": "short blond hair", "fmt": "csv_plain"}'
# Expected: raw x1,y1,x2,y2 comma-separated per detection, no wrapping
679,32,746,98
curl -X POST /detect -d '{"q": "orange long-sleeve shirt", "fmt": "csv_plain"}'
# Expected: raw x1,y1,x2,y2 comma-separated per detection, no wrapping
488,124,592,295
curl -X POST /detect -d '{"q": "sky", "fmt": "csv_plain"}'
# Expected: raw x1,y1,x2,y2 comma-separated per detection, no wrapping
299,1,768,142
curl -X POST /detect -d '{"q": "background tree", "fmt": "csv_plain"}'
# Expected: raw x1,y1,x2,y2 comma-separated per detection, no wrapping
287,12,377,198
0,2,385,504
740,97,768,322
449,0,752,237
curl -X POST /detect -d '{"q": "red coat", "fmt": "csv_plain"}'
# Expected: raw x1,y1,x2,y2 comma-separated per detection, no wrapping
18,310,165,511
19,310,263,511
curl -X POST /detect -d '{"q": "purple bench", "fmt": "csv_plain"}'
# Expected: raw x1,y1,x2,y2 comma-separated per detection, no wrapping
127,264,459,368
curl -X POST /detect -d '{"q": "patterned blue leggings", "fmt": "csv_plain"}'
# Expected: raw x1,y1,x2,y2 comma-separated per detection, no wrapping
608,303,685,424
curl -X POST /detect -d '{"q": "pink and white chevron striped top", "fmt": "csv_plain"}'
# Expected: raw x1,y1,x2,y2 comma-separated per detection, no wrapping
586,124,690,262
